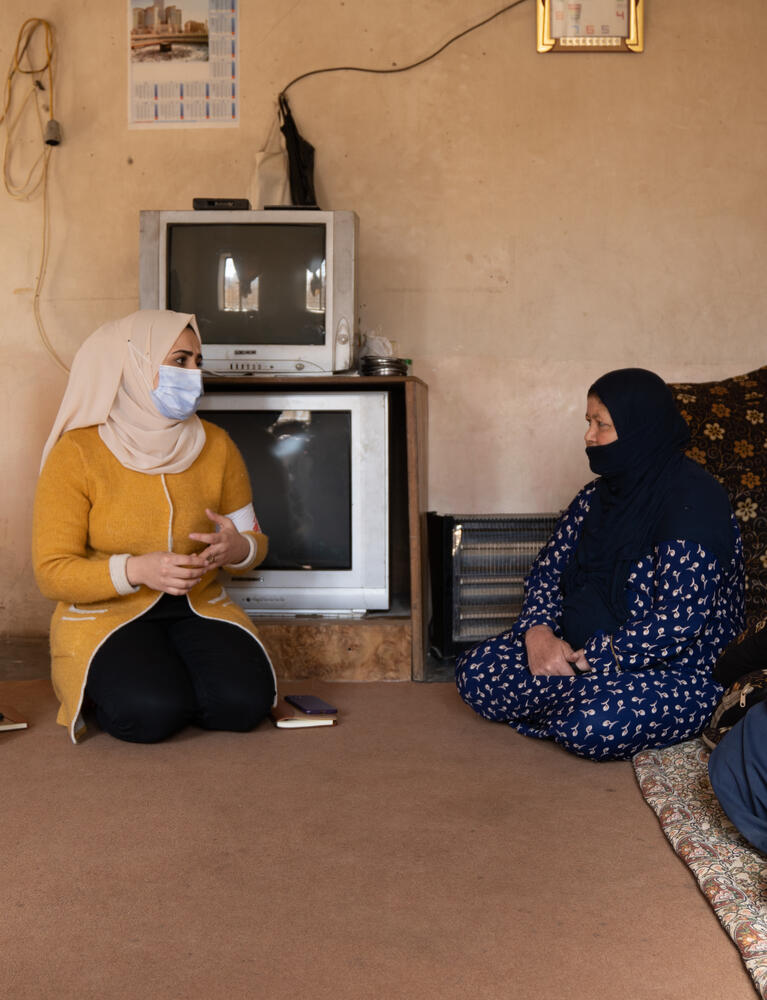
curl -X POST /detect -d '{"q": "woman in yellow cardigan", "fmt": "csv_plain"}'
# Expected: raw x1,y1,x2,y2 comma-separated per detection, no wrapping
33,310,276,744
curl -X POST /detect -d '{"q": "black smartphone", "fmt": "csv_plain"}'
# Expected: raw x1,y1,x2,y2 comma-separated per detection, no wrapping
284,694,338,715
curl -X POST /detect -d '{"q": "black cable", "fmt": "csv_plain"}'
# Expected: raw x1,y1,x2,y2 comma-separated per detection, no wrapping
279,0,531,97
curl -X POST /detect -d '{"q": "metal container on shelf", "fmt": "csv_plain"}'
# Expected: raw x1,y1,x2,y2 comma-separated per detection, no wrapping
359,356,410,377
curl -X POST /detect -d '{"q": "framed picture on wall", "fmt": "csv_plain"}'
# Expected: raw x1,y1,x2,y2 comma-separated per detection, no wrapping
537,0,644,52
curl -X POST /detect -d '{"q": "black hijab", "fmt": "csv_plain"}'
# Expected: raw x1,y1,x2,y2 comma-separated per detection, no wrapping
559,368,734,650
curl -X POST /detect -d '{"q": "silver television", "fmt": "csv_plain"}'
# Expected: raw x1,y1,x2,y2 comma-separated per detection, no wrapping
139,209,358,376
198,390,389,614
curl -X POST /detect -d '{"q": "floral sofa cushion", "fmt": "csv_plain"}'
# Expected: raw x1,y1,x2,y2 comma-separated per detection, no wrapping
669,365,767,629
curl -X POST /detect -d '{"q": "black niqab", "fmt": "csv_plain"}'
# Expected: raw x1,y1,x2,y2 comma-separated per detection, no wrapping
559,368,734,650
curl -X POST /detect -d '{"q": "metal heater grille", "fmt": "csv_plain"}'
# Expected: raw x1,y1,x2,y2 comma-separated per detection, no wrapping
450,514,559,644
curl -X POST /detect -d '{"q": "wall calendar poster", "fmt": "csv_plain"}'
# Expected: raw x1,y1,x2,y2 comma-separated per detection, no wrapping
128,0,238,127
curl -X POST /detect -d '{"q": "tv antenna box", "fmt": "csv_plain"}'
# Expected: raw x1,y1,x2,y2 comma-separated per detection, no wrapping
193,198,251,211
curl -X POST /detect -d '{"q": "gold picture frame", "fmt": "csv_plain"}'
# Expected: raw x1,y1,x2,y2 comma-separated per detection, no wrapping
537,0,643,52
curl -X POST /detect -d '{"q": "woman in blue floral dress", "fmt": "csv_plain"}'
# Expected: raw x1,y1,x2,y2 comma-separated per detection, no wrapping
456,368,745,761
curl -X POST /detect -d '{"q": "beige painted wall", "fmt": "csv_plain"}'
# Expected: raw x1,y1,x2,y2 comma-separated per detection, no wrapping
2,1,766,635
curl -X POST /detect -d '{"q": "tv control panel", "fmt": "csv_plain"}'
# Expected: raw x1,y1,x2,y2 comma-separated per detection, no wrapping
209,358,342,375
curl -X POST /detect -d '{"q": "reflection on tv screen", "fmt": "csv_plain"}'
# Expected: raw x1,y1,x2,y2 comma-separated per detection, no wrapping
167,223,327,346
202,409,351,570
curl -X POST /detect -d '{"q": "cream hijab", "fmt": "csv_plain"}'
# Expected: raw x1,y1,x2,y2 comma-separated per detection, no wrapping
41,310,207,475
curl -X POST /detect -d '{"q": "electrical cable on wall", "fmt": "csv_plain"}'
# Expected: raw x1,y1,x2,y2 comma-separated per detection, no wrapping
1,18,67,373
279,0,531,97
275,0,531,207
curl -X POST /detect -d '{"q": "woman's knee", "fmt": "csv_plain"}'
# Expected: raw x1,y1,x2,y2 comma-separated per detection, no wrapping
548,702,633,761
455,649,501,717
549,703,689,761
197,683,274,732
93,689,194,743
194,656,276,732
455,646,535,722
455,646,483,696
86,622,195,742
552,726,629,760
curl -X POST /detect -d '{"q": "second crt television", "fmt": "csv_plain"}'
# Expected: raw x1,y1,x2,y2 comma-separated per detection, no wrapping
139,209,358,376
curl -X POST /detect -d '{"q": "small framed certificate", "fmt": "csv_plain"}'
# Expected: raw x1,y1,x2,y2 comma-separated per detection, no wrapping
537,0,644,52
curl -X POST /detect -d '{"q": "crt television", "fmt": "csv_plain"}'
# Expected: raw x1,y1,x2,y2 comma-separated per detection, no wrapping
198,390,389,615
139,209,359,376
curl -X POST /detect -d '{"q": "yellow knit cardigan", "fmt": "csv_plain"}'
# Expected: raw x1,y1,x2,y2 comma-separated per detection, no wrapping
32,421,273,742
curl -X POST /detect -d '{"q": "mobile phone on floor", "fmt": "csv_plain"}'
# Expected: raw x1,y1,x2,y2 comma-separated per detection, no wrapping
284,694,338,715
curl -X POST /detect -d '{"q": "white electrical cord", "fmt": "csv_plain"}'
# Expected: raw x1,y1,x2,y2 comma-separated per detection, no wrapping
1,18,68,373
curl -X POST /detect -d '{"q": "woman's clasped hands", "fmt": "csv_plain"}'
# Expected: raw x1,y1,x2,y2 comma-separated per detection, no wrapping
126,509,250,595
524,624,591,676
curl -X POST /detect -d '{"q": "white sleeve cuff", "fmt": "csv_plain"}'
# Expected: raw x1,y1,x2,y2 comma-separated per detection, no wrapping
109,553,140,596
224,532,256,571
226,502,260,534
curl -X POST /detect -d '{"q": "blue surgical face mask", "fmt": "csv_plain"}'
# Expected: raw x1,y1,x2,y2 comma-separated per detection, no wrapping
151,365,204,421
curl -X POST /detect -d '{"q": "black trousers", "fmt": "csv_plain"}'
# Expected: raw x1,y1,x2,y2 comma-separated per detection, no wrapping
85,594,275,743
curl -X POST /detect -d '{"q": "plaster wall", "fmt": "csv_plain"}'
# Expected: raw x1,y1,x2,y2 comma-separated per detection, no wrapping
1,0,765,634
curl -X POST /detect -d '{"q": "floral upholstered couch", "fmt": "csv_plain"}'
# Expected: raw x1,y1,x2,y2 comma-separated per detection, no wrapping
669,364,767,632
631,368,767,998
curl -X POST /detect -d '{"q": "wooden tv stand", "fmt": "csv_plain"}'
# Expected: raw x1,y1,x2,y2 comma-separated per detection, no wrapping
204,374,429,681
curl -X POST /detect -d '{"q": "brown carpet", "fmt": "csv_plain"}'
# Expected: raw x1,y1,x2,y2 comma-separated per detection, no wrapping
2,677,754,1000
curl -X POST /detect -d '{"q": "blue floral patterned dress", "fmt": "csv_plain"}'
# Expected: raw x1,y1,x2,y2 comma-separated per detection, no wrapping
456,482,745,761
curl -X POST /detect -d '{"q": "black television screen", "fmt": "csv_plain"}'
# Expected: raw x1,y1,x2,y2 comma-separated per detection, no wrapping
167,223,327,347
201,408,352,570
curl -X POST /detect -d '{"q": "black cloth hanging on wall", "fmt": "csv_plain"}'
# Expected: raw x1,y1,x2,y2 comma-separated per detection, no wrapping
278,94,319,208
